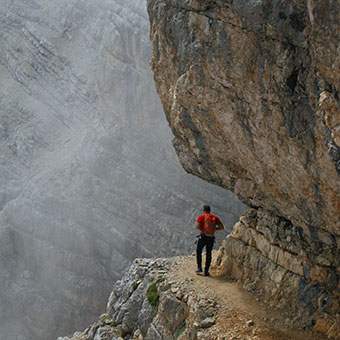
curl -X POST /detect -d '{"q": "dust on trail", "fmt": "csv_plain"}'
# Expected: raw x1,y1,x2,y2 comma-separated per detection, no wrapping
169,253,327,340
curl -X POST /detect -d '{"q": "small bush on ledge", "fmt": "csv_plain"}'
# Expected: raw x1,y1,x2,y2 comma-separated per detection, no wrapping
146,278,165,307
131,280,139,291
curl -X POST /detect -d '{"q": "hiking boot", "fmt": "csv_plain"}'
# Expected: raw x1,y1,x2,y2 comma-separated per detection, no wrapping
204,272,210,277
195,268,203,274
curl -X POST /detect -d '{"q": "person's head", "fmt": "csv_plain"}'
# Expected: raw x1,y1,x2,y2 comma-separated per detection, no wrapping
203,205,211,213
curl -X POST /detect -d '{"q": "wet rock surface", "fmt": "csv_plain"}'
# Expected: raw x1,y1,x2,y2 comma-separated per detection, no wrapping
147,0,340,338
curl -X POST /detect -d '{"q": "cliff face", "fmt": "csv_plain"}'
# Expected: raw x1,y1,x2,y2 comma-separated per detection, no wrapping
0,1,245,339
147,0,340,337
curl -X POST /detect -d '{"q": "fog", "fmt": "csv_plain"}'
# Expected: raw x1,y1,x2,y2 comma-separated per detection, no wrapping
0,0,246,339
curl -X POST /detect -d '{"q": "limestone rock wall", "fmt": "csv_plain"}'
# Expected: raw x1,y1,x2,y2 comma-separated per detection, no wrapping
147,0,340,231
147,0,340,337
217,209,340,338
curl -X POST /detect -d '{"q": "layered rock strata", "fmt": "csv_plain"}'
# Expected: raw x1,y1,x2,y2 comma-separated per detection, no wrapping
147,0,340,337
217,209,340,339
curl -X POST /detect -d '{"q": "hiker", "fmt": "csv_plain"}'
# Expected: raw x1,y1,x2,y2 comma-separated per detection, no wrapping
195,205,224,276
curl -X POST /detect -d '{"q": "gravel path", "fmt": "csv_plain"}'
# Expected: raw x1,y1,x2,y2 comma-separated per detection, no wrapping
169,253,327,340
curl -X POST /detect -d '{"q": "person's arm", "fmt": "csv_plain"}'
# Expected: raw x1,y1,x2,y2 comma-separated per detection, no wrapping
196,215,203,231
216,217,224,230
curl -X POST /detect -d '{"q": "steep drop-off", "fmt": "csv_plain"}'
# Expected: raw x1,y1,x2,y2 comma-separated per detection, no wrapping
147,0,340,338
0,1,245,339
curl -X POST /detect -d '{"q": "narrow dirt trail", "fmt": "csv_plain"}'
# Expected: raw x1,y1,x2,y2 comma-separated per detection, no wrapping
169,253,327,340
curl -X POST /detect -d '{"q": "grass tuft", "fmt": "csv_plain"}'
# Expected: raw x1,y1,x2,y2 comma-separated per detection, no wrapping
131,280,139,291
146,278,165,307
174,324,186,339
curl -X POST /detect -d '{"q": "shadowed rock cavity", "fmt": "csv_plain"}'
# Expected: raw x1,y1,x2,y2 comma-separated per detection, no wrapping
147,0,340,338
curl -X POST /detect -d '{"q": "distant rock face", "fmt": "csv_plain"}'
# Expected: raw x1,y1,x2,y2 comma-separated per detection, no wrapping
0,0,245,339
147,0,340,337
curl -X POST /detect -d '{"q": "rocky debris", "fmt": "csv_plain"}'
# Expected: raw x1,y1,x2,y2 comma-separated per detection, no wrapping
147,0,340,338
246,320,254,327
200,317,216,329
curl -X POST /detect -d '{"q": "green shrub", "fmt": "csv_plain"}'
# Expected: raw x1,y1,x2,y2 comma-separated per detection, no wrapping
100,314,112,321
146,278,165,307
174,324,186,340
109,321,118,327
99,314,119,328
131,280,139,291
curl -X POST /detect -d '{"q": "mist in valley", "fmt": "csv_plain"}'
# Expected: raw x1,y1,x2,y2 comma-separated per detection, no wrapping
0,0,246,339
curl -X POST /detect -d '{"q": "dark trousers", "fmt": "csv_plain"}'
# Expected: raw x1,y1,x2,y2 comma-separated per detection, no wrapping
196,234,214,274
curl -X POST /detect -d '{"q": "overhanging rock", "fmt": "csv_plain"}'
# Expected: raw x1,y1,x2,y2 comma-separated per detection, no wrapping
147,0,340,337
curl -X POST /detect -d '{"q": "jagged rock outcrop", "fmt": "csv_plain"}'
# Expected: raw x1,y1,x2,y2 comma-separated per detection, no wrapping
0,1,245,339
57,257,206,340
56,255,327,340
147,0,340,338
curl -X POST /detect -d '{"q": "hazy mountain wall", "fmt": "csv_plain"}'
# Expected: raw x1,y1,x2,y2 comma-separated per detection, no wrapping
0,1,245,339
147,0,340,337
